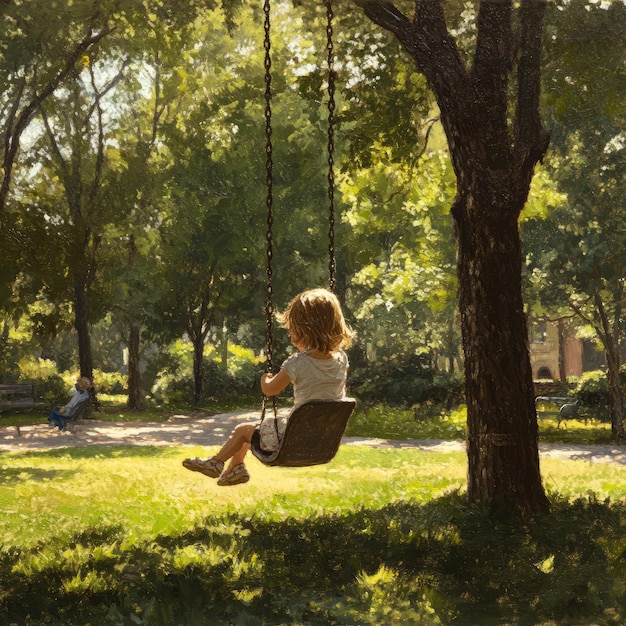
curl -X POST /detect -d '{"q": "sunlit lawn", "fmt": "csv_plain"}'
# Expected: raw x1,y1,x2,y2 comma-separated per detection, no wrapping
1,400,624,623
0,445,466,548
3,443,626,550
4,439,626,624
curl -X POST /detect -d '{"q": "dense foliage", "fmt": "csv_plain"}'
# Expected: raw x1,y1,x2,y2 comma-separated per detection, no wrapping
0,0,623,418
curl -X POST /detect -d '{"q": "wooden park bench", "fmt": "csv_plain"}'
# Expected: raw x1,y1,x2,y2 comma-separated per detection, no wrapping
0,384,46,413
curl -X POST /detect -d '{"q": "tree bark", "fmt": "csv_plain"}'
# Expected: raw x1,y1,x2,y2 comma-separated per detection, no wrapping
0,319,9,383
192,334,205,406
356,0,551,513
455,184,547,510
594,290,625,438
127,324,144,410
606,349,625,439
73,277,93,382
557,319,566,383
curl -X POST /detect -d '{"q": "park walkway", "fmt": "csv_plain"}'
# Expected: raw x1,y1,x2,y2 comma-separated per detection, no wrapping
1,409,626,466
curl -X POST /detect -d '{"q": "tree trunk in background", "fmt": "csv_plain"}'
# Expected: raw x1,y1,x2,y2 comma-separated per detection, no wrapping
127,324,143,410
606,349,625,438
557,319,567,383
0,320,9,383
74,277,93,382
192,335,204,406
597,289,625,438
74,275,99,408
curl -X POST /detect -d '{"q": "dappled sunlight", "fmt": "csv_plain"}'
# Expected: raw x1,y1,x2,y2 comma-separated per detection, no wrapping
3,445,626,623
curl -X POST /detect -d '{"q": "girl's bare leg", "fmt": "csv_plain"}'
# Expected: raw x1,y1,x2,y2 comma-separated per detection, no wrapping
214,423,256,469
226,441,251,471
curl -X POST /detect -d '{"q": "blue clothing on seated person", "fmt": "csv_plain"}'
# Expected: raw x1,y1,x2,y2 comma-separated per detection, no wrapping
48,377,91,431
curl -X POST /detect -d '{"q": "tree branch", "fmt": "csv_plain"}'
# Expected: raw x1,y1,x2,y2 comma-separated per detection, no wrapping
355,0,468,92
353,0,410,35
514,0,550,168
0,23,115,211
472,0,514,162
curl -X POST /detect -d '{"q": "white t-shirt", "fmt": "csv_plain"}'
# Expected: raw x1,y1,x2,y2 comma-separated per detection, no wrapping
258,350,349,452
282,349,349,408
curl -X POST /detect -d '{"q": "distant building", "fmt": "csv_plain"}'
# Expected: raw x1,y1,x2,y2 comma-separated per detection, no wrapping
529,319,585,381
528,318,626,381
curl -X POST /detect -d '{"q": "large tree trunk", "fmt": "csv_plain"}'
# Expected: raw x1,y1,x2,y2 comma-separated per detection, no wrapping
454,182,548,511
357,0,551,513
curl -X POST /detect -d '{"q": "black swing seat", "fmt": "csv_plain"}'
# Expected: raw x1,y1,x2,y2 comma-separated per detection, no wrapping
250,398,356,467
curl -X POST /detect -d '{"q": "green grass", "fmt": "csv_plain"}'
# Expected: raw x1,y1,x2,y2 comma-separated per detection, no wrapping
346,403,616,445
0,445,465,549
345,404,468,440
538,417,614,444
3,444,626,624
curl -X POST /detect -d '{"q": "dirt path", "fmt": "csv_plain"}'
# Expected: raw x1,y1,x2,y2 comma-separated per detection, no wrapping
2,409,626,466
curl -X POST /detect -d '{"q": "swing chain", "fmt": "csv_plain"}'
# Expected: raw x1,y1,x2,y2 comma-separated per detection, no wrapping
326,0,337,293
263,0,274,376
263,0,278,420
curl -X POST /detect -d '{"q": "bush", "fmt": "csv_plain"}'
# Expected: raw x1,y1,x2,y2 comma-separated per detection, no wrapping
149,340,263,405
14,357,66,407
202,360,261,399
349,355,464,408
16,355,58,381
571,368,626,423
33,374,67,408
92,370,126,394
575,370,608,409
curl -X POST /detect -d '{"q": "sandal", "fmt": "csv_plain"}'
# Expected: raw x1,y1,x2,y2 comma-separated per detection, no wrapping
217,464,250,486
182,456,224,478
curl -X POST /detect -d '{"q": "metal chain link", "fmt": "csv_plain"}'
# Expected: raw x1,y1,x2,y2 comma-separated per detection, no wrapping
261,0,336,422
326,0,337,293
263,0,274,376
263,0,277,419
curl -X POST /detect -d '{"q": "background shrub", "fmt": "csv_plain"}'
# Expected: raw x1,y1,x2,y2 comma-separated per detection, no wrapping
571,367,626,423
149,340,263,405
350,355,464,409
93,370,126,394
33,373,67,408
575,370,608,409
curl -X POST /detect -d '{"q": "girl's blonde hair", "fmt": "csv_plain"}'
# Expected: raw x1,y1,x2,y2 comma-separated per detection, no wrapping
277,288,354,353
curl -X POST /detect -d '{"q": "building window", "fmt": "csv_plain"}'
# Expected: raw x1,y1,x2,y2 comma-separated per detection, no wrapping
531,320,548,344
536,367,552,380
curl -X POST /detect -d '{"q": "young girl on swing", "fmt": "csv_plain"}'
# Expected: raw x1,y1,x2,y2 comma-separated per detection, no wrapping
183,287,354,486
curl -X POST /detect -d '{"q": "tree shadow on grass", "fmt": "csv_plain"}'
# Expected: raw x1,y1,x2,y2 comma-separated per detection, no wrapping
0,466,76,484
7,445,182,461
1,446,181,483
3,493,626,625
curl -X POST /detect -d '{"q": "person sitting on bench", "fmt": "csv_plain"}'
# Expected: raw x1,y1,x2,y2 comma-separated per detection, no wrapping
48,376,91,431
